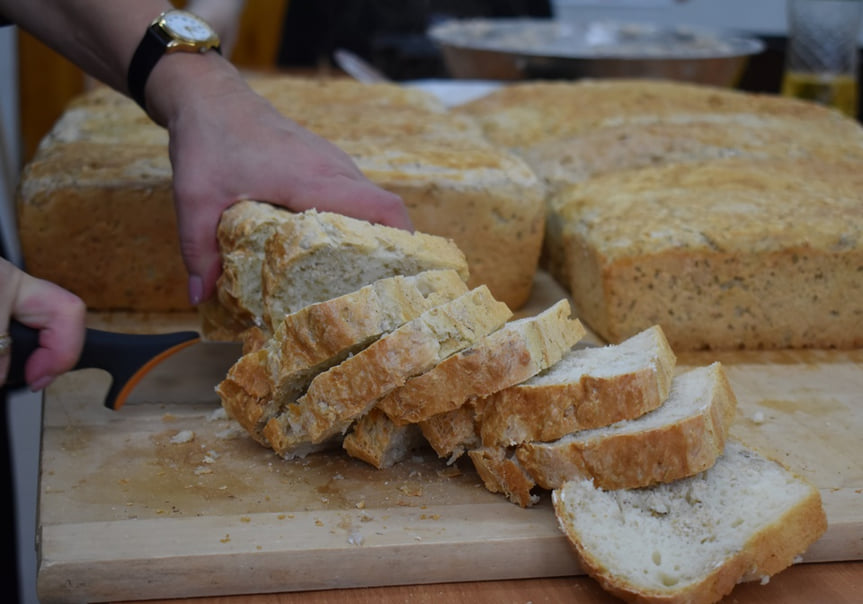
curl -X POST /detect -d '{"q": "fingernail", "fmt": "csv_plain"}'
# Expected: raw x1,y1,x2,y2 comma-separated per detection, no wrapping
188,275,204,306
30,375,55,392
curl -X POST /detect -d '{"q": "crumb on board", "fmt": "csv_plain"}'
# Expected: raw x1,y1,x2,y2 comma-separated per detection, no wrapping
170,430,195,444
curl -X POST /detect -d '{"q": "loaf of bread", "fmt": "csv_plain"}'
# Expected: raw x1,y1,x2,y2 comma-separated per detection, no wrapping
553,440,827,604
456,79,863,350
551,156,863,349
18,77,545,312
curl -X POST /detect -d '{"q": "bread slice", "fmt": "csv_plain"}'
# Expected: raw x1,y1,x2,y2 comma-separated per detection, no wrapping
376,299,585,425
262,286,512,458
553,440,827,604
201,201,470,340
216,269,468,445
342,408,426,470
476,325,676,448
517,363,737,491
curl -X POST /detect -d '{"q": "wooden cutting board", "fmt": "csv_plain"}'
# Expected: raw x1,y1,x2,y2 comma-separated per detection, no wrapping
36,275,863,603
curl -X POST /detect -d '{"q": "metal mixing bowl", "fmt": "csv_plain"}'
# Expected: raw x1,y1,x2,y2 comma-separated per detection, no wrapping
428,19,765,87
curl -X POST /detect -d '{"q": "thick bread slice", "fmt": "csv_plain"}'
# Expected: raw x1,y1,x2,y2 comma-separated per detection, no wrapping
477,325,676,448
261,207,469,331
262,286,512,458
216,270,468,445
201,201,470,340
553,440,827,604
377,300,585,425
342,408,426,470
518,363,737,491
468,447,539,508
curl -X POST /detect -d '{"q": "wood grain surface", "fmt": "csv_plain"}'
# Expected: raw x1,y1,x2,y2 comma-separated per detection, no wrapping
37,275,863,603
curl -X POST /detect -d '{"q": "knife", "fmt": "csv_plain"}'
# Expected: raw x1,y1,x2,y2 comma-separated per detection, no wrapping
6,319,203,410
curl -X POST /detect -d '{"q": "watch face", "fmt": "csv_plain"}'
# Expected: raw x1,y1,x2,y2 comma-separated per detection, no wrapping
162,10,214,42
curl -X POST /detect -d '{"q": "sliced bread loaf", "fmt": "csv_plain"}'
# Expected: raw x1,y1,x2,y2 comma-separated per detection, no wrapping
517,362,737,491
476,325,676,448
201,200,470,340
216,269,468,445
468,447,539,508
553,440,827,604
376,299,586,425
262,286,512,458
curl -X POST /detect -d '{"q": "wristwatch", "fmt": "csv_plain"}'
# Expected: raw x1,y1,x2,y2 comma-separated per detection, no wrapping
127,9,222,111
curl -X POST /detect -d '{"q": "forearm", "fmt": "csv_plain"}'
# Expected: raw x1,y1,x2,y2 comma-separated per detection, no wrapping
0,0,174,92
0,0,247,127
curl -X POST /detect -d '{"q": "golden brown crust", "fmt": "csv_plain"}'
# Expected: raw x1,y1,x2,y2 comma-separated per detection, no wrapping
419,404,480,462
264,286,512,458
377,300,584,424
342,408,425,469
552,448,828,604
519,363,737,490
476,325,676,448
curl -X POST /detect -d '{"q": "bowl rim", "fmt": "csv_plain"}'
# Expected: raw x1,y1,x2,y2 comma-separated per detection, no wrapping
428,18,766,61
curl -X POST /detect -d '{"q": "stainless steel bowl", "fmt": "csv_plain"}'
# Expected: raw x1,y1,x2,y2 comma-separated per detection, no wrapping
428,19,765,87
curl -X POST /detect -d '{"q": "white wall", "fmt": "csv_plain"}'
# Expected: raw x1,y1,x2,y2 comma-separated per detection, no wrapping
553,0,788,35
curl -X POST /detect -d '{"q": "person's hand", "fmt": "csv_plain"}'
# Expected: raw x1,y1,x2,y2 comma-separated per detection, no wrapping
0,258,86,391
146,57,413,305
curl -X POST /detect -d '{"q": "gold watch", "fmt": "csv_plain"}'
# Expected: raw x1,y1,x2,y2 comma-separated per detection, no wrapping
127,9,221,110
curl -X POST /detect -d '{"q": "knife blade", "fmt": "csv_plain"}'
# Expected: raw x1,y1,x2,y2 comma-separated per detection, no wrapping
6,319,208,410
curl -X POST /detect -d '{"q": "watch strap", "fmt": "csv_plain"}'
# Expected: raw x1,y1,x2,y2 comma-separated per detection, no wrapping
127,21,222,112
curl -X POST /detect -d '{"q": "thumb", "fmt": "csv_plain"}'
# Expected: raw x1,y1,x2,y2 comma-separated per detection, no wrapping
175,197,225,306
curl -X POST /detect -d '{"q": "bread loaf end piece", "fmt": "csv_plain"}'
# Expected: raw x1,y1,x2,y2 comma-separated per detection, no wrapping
518,362,737,490
378,299,585,425
552,440,827,604
478,325,676,448
263,286,512,458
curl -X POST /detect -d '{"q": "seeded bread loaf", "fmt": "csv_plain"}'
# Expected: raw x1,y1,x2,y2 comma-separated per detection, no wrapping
216,269,468,445
553,440,827,604
18,78,544,313
262,286,512,458
456,79,863,350
517,362,737,491
550,157,863,350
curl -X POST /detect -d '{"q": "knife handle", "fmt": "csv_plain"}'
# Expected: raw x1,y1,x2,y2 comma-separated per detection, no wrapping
5,319,200,410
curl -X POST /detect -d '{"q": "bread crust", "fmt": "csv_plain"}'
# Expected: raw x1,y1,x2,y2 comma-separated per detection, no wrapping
216,270,468,443
552,442,828,604
342,408,425,469
518,363,737,490
263,286,512,458
468,448,538,508
377,299,585,424
476,325,676,448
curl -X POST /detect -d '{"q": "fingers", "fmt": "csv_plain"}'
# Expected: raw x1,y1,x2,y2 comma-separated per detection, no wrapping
0,259,86,391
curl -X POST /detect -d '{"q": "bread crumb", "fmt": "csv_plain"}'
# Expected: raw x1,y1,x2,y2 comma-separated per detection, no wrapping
170,430,195,444
751,411,766,424
347,531,365,546
220,534,231,543
193,466,212,476
760,576,770,585
356,501,366,509
207,407,228,421
161,413,177,422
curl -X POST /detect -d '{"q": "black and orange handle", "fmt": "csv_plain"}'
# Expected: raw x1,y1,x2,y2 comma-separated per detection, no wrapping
6,320,200,410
